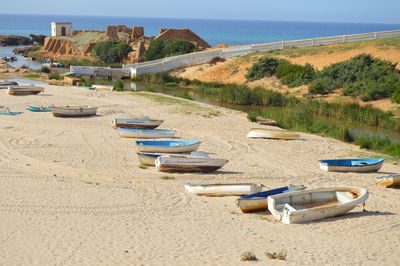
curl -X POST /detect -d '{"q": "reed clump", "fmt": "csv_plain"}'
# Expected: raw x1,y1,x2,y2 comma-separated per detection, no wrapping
265,250,287,260
240,251,257,261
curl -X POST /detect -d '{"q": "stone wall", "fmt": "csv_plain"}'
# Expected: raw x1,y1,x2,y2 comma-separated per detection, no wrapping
131,27,144,41
106,26,119,40
155,29,210,48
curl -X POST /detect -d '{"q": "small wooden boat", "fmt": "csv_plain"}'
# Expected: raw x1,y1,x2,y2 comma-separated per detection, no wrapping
247,128,300,140
319,159,385,172
267,186,369,224
376,174,400,188
256,116,278,126
112,118,163,129
237,185,306,213
116,128,175,138
155,152,228,172
7,85,44,95
50,106,98,117
184,183,264,197
137,153,162,166
0,81,18,89
93,84,113,91
0,107,23,115
136,140,201,153
26,106,52,112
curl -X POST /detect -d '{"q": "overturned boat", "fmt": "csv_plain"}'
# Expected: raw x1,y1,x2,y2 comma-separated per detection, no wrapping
6,85,44,95
135,140,201,153
376,174,400,188
247,128,300,140
155,152,228,172
319,159,385,172
267,186,369,224
237,185,306,213
112,117,163,129
50,106,98,117
117,128,175,138
137,153,162,166
184,183,264,197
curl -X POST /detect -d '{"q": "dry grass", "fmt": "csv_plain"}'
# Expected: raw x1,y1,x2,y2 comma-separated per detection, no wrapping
138,165,147,169
240,251,257,261
265,250,287,260
160,176,175,180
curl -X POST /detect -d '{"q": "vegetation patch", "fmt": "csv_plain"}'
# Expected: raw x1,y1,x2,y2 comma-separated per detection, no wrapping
144,39,197,61
160,175,175,180
93,39,132,63
23,74,40,78
240,252,257,261
265,251,287,260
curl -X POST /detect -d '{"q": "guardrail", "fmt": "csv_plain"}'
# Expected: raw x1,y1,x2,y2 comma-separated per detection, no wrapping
71,30,400,77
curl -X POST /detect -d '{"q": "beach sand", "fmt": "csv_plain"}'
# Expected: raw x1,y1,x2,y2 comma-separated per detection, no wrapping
1,84,400,265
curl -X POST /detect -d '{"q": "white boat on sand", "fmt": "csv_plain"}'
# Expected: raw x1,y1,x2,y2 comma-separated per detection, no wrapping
184,183,264,197
117,128,175,138
247,128,300,140
50,106,98,117
376,174,400,188
155,152,228,172
267,186,369,224
6,85,44,95
135,140,201,153
319,159,385,172
112,117,163,129
137,153,162,166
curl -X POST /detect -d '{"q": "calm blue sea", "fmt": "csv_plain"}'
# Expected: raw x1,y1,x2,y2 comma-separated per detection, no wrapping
1,14,400,46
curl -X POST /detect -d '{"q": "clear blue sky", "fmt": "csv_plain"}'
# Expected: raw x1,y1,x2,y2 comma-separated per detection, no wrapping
3,0,400,24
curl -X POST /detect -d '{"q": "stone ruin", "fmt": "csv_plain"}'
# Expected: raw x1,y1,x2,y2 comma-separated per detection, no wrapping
155,28,210,48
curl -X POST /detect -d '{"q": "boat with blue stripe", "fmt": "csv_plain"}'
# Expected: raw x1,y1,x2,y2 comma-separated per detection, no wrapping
319,158,385,172
117,128,175,138
237,185,306,213
137,153,162,166
136,140,201,153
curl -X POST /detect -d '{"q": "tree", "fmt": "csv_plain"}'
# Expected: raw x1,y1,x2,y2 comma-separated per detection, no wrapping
143,39,196,61
93,40,132,63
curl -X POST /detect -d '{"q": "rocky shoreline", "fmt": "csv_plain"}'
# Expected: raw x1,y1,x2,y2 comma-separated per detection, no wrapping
0,34,46,47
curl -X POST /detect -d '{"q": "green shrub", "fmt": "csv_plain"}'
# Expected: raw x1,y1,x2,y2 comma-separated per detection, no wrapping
40,66,51,73
113,80,124,91
317,53,399,100
143,39,196,61
309,77,336,94
391,83,400,103
246,57,287,81
49,72,63,80
276,63,316,88
93,40,132,63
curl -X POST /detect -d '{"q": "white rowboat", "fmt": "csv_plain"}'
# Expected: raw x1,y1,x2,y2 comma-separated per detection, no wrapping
376,175,400,188
135,141,201,153
50,106,98,117
184,183,264,197
6,85,44,95
247,128,300,140
319,159,385,172
155,152,228,172
116,128,175,138
112,118,163,129
267,186,369,224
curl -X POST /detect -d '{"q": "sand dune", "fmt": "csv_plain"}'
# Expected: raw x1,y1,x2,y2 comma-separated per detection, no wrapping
1,84,400,265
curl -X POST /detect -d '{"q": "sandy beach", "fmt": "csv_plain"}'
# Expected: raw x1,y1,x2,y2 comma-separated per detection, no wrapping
1,84,400,265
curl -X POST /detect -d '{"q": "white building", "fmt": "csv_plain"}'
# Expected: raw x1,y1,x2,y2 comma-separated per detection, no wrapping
51,22,72,37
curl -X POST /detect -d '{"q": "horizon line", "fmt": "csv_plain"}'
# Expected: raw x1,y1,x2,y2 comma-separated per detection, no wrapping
1,12,400,26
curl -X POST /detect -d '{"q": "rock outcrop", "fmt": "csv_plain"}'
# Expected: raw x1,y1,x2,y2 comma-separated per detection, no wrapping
29,34,46,45
41,37,95,60
0,35,33,46
154,29,210,48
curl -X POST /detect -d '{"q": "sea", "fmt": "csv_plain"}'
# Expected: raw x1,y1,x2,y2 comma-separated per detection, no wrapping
1,13,400,46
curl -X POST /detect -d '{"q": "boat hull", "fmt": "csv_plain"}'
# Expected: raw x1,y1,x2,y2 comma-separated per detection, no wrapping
247,128,300,140
50,106,98,117
112,118,163,129
136,142,201,153
117,128,175,138
319,159,384,172
7,86,44,95
376,175,400,187
155,156,228,172
137,153,161,166
267,186,369,224
237,185,305,213
184,183,263,197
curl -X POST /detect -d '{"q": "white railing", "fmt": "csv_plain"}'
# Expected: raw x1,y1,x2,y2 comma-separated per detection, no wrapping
71,30,400,77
